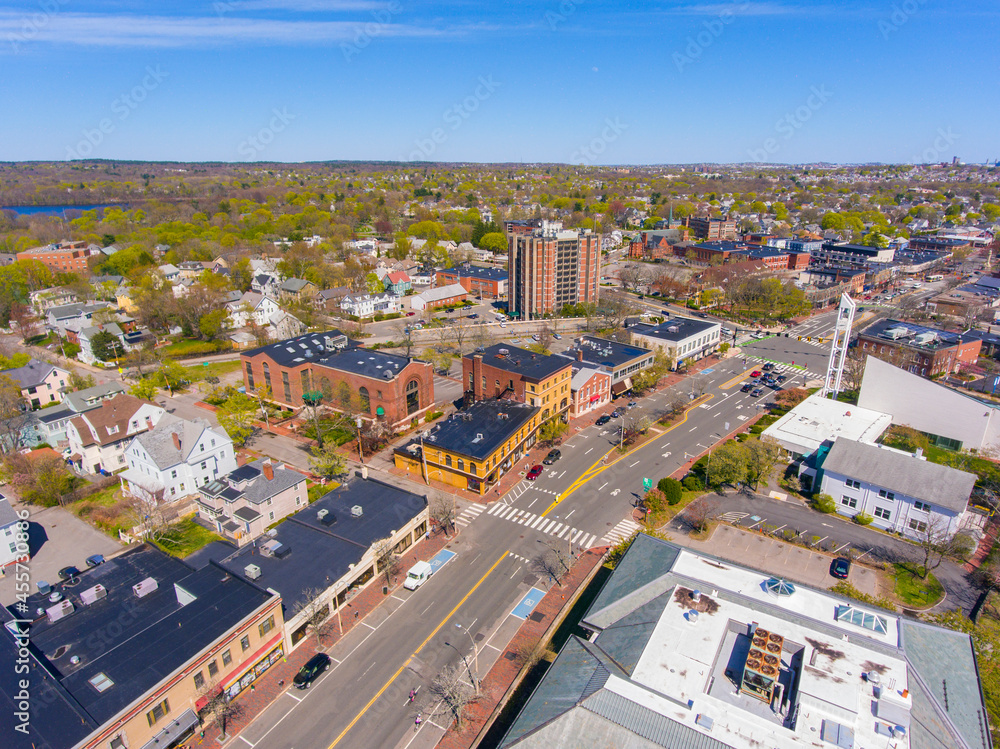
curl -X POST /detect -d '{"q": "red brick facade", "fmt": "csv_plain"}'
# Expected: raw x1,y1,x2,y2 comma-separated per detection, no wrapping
241,352,434,427
857,335,981,377
17,241,92,274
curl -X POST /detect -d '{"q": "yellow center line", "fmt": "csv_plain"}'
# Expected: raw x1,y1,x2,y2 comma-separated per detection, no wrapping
327,551,509,748
540,393,713,516
719,369,751,390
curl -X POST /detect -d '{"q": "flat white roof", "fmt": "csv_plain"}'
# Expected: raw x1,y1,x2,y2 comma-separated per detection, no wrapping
763,393,891,455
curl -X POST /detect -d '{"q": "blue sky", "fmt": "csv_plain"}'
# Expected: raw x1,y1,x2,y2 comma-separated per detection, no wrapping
0,0,996,164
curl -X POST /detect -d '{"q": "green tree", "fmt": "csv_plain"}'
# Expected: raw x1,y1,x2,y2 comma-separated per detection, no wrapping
229,257,254,292
539,419,568,446
130,378,159,401
216,391,259,446
657,477,683,505
156,359,187,396
364,272,384,295
742,436,784,491
90,330,121,363
478,232,507,253
198,309,229,341
309,441,347,480
706,441,747,490
66,368,96,392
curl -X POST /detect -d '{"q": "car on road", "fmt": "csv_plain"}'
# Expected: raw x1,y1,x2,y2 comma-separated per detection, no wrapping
751,331,766,339
762,363,774,371
406,311,415,316
751,388,764,397
627,400,637,409
531,334,540,341
750,370,762,378
526,465,544,480
721,327,733,336
830,557,852,579
611,408,624,418
740,383,753,393
776,374,787,384
695,312,708,318
553,333,562,340
499,322,506,328
294,653,332,689
595,415,611,426
543,449,561,465
58,566,81,581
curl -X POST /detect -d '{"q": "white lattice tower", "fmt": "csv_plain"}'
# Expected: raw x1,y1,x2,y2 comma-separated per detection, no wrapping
821,294,856,399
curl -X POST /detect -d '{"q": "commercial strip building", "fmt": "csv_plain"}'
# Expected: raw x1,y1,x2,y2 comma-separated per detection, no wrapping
628,316,721,370
2,544,284,749
500,534,989,749
394,400,542,494
817,437,977,542
463,344,572,421
813,241,896,264
560,336,655,396
190,473,428,651
856,318,981,377
240,331,434,427
196,459,308,546
507,227,600,319
567,364,612,418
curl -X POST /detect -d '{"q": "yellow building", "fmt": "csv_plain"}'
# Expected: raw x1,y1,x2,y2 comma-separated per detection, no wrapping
395,400,542,494
463,345,572,421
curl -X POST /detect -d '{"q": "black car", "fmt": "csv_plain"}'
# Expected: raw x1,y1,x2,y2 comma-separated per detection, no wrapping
85,554,105,568
294,653,331,689
762,363,774,372
776,374,787,383
830,557,852,579
543,449,562,465
595,415,611,426
740,383,753,393
58,566,81,581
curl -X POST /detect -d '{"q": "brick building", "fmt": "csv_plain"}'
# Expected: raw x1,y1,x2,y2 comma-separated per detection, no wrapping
508,227,601,319
410,283,468,311
856,319,981,377
435,265,508,298
463,344,573,420
686,216,737,241
908,235,972,253
241,331,434,427
16,240,95,274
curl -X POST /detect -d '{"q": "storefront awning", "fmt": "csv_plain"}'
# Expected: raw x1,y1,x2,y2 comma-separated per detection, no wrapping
611,382,628,395
139,708,198,749
589,394,601,403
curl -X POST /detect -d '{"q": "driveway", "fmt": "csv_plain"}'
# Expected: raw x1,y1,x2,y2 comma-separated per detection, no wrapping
0,494,122,606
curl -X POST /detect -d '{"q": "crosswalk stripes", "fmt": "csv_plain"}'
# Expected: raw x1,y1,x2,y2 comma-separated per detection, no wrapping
454,503,485,528
600,518,643,547
745,356,824,380
485,502,599,549
719,511,748,522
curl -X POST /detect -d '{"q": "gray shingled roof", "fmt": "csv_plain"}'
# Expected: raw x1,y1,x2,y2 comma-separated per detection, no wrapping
1,358,60,389
132,415,226,468
822,438,976,512
0,495,18,528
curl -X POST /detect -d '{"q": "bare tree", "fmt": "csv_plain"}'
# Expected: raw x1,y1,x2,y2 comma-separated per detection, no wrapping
0,375,32,454
430,496,457,537
618,263,648,293
198,681,245,739
471,323,496,352
122,482,171,541
291,586,339,642
537,324,554,351
912,517,976,580
9,303,40,343
598,291,641,331
427,663,478,730
530,544,572,583
374,537,401,587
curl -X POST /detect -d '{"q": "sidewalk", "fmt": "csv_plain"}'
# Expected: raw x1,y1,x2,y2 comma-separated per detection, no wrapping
188,526,454,748
433,547,607,749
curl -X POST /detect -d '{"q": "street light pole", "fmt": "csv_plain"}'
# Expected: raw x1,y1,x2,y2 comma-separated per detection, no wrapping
454,622,479,691
356,415,364,465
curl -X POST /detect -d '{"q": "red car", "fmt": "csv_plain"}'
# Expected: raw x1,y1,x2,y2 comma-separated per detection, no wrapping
406,312,416,317
750,370,762,378
526,465,543,480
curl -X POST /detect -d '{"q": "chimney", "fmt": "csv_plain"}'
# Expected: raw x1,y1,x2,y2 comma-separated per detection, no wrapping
577,349,583,362
262,460,274,481
172,432,181,451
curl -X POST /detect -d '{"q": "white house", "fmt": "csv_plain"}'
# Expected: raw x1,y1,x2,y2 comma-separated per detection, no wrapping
120,416,237,502
66,393,165,474
340,292,400,318
0,494,25,570
227,291,281,329
819,438,977,541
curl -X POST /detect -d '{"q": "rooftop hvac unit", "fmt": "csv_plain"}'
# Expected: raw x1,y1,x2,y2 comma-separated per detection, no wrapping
260,539,290,558
498,348,509,355
883,326,910,340
244,564,262,580
80,584,107,606
320,510,336,526
383,370,394,379
133,577,159,598
317,509,329,521
47,599,74,623
351,505,364,518
914,332,937,345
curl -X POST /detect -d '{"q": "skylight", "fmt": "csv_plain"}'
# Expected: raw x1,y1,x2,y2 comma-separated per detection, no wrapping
835,604,888,635
89,672,114,692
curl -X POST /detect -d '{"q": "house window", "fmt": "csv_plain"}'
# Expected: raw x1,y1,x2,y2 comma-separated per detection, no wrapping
841,496,857,508
246,362,255,390
193,671,205,689
201,462,207,470
908,518,928,533
874,507,891,521
878,489,895,501
259,615,275,638
845,479,861,489
914,501,931,512
146,699,170,727
359,387,370,413
211,438,216,446
208,660,218,677
445,455,452,467
171,469,177,479
282,371,291,402
222,649,232,666
240,635,250,651
406,378,420,415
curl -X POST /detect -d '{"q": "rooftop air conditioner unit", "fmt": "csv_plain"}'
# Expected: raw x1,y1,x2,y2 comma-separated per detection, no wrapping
317,509,329,521
351,505,364,518
47,599,74,623
80,584,107,606
244,564,262,580
133,577,159,598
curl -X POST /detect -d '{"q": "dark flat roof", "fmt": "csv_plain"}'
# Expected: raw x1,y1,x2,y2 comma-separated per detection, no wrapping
859,318,967,352
563,336,654,371
466,344,571,382
200,476,427,614
629,317,718,343
442,265,506,282
8,545,273,727
241,330,358,367
411,400,539,461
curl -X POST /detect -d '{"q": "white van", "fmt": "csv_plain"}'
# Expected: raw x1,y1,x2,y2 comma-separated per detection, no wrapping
403,561,433,590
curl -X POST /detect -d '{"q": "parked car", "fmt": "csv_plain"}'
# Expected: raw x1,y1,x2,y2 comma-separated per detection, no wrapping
553,333,562,340
611,408,624,418
294,653,332,689
85,554,105,568
740,383,753,393
406,312,415,316
627,401,637,409
531,334,540,341
830,557,852,579
58,566,81,581
595,415,611,426
543,449,561,465
526,465,544,480
751,388,764,397
468,313,478,319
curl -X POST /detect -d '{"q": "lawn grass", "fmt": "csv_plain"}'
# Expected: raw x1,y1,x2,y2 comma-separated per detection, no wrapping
158,338,231,358
184,359,241,382
892,563,944,607
646,487,706,528
307,481,339,504
151,517,223,558
69,486,134,537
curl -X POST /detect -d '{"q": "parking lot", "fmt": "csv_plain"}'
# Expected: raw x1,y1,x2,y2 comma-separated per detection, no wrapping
0,495,122,606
